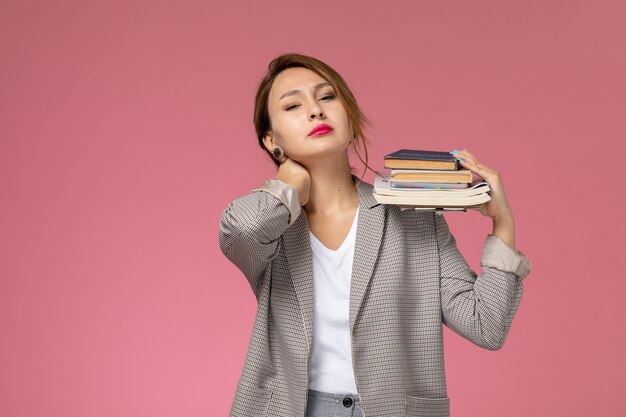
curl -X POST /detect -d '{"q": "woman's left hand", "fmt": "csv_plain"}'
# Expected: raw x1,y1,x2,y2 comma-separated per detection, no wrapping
451,149,513,220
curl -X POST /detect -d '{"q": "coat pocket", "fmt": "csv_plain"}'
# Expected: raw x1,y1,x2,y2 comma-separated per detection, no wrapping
229,381,273,417
405,394,450,417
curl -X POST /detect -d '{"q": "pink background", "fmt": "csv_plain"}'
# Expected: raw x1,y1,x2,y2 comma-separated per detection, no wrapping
1,1,625,416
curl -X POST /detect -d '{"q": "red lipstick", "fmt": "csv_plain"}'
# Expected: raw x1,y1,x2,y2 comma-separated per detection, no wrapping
308,124,334,136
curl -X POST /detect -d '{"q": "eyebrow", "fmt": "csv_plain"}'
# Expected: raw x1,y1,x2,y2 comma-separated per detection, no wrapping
279,82,332,100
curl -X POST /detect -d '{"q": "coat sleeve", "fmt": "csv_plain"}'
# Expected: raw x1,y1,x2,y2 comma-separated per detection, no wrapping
218,179,302,297
434,212,532,350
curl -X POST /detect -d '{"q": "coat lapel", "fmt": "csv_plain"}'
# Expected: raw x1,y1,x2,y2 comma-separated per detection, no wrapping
282,212,315,352
282,175,386,355
349,176,386,332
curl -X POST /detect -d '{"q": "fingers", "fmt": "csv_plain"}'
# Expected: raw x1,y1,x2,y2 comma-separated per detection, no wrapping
453,149,478,165
451,149,493,180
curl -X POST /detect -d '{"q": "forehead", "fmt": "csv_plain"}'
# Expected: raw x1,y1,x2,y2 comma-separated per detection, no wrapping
269,67,330,99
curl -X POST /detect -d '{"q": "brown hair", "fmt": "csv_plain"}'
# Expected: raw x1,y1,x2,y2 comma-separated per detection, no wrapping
253,52,382,183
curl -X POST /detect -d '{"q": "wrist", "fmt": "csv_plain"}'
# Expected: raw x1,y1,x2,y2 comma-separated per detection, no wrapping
492,212,516,250
277,175,308,191
275,177,309,206
492,208,514,223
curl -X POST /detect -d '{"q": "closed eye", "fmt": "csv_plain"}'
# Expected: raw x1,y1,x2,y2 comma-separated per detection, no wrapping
284,94,336,111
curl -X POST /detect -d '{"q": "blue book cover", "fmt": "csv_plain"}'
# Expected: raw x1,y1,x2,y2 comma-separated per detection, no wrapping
383,149,459,170
384,149,457,162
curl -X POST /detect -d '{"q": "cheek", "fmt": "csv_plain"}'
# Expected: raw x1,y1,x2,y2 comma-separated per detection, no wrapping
270,114,302,144
337,109,352,135
335,104,350,127
273,115,298,136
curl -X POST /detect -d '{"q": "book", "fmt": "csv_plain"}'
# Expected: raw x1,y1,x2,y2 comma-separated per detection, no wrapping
390,181,469,189
372,192,490,207
390,169,473,183
373,174,491,208
375,174,489,197
384,149,459,170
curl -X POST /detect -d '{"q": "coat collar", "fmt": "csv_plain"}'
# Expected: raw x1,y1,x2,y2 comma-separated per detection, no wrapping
282,175,385,354
353,174,380,209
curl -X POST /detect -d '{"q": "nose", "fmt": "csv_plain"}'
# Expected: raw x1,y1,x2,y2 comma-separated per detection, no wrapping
307,101,325,120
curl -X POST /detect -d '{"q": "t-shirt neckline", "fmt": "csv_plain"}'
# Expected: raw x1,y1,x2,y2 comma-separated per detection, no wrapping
309,205,360,255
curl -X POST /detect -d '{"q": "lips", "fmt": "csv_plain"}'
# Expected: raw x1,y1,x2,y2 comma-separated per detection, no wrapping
308,124,334,136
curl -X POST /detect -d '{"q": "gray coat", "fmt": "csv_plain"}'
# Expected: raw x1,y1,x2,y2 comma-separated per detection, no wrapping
218,175,531,417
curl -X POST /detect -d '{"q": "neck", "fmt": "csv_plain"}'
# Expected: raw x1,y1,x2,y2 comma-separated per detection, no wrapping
302,153,359,216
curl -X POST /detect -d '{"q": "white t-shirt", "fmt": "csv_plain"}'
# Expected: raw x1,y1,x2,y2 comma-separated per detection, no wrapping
307,205,360,394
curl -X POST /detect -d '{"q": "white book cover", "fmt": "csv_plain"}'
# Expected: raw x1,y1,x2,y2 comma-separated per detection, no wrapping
374,174,490,197
373,174,491,208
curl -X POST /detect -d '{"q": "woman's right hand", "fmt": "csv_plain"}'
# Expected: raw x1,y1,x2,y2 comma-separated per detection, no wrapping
275,157,311,206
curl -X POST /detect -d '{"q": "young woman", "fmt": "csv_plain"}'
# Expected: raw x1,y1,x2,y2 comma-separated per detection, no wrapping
218,53,531,417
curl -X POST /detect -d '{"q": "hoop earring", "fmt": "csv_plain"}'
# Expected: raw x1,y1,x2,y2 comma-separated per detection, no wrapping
272,147,284,160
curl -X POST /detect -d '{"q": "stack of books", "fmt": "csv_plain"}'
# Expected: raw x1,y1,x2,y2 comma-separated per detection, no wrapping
372,149,491,210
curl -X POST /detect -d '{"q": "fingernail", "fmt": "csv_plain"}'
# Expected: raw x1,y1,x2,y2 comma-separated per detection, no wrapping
450,150,459,154
456,157,465,162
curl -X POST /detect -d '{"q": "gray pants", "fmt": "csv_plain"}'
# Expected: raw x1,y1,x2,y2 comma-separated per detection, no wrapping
305,389,363,417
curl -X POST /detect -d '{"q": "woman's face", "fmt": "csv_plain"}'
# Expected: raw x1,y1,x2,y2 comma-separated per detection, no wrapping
263,67,353,165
